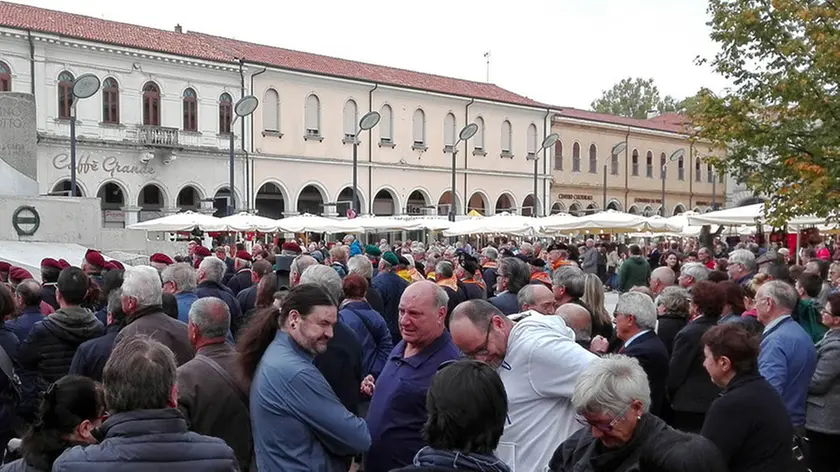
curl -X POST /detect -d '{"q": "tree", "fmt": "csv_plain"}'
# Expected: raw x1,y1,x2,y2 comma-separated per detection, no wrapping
590,77,683,119
690,0,840,225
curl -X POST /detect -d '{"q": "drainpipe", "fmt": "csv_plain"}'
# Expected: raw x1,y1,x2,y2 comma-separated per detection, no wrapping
464,98,474,215
623,127,630,210
249,65,268,210
368,83,378,215
238,59,247,209
27,31,35,95
542,108,550,217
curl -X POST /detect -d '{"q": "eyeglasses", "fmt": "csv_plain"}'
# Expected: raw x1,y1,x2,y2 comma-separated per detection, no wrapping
575,404,631,433
463,321,494,358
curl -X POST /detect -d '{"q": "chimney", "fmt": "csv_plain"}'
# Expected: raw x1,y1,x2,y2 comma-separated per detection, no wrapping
174,24,183,33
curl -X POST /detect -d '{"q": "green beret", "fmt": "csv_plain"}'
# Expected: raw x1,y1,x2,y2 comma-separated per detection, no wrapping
365,244,382,257
382,251,399,266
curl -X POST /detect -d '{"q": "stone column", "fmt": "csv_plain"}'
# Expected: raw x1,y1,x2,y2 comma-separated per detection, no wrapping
161,207,179,215
122,206,142,227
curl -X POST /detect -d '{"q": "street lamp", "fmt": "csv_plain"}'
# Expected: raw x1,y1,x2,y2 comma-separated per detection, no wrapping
608,141,627,211
663,148,685,216
229,95,259,216
351,111,381,217
449,123,479,221
69,74,101,197
527,133,560,217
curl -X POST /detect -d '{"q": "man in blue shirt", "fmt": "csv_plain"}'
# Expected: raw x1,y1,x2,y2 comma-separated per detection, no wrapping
161,262,199,323
755,281,818,428
365,281,461,472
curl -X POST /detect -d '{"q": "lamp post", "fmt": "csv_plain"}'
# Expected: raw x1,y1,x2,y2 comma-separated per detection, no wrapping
527,133,560,217
663,148,685,216
351,111,381,217
230,95,259,216
608,141,627,211
449,123,479,221
69,74,101,197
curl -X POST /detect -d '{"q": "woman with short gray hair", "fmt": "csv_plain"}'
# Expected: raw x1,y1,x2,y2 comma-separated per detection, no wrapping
546,355,674,472
655,286,690,356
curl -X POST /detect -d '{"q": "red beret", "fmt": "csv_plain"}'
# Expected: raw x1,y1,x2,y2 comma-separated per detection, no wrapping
281,241,302,253
235,250,252,262
111,260,125,270
58,259,71,269
150,253,174,265
41,258,63,270
9,266,33,282
84,249,106,268
0,261,10,272
194,246,211,258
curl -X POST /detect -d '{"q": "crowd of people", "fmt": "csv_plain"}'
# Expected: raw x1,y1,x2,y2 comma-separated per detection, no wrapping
0,232,837,472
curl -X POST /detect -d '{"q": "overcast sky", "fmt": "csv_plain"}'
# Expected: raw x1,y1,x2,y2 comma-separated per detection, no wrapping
18,0,731,109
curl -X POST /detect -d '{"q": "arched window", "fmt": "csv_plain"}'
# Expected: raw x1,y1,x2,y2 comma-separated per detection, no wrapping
142,82,161,126
412,108,426,147
678,154,685,180
102,77,119,124
262,89,279,133
660,153,667,179
474,116,485,151
58,71,74,119
527,124,538,157
572,142,581,172
379,104,393,145
611,152,619,175
554,141,563,170
588,144,597,173
219,93,232,134
707,163,714,183
646,151,654,178
444,112,456,150
0,61,10,92
182,88,197,131
631,149,639,176
305,94,321,138
343,99,358,141
695,158,702,182
501,120,512,155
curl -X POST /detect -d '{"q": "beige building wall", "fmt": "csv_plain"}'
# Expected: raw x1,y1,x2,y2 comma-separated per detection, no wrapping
550,117,725,216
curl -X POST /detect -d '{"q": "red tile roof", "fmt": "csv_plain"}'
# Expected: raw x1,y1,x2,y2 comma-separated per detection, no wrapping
555,108,689,134
0,1,545,108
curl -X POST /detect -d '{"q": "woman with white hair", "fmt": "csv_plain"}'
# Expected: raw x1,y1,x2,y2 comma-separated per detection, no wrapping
546,355,675,472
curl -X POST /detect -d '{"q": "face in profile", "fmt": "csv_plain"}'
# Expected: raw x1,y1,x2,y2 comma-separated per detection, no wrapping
289,305,336,355
450,315,507,368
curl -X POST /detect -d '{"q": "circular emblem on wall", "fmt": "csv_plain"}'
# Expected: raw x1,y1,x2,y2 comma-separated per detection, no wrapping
12,205,41,236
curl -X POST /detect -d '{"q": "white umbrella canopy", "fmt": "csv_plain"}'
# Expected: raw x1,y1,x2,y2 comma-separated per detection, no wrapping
411,218,453,231
127,211,227,232
686,204,765,226
535,212,580,234
551,210,648,234
219,212,281,232
275,213,360,233
443,212,536,237
334,215,424,233
642,215,684,233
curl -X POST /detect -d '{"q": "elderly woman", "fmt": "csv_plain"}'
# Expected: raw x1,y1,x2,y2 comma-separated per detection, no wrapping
655,286,690,356
547,355,673,472
805,292,840,472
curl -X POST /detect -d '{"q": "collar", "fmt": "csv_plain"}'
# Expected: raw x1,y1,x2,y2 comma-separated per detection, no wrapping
100,409,188,438
723,371,763,393
42,282,57,287
437,276,459,292
763,314,792,335
623,329,652,348
236,268,252,274
196,341,233,355
390,330,453,368
126,305,164,324
21,306,43,316
482,261,497,269
274,330,314,361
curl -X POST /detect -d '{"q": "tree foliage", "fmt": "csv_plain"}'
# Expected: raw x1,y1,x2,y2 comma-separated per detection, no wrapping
591,77,688,118
689,0,840,225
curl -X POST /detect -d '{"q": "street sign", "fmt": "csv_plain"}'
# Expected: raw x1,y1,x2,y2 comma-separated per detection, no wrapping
12,205,40,236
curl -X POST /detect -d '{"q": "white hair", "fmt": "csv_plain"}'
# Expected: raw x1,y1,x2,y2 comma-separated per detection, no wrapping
291,255,318,278
347,255,373,279
198,257,226,283
572,354,651,416
160,263,196,293
728,249,756,272
615,292,657,330
651,267,675,286
300,264,343,305
482,246,499,261
760,280,798,310
188,297,230,339
122,265,163,309
680,262,710,282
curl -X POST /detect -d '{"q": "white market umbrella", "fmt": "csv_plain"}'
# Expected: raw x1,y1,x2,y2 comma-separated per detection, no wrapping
219,212,281,232
535,212,580,234
643,215,684,233
413,218,453,231
443,212,537,237
275,213,359,233
334,215,423,233
686,204,765,226
547,210,648,234
127,211,227,232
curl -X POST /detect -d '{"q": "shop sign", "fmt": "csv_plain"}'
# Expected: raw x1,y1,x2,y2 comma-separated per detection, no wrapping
634,197,662,204
557,193,593,200
52,153,155,178
695,201,710,206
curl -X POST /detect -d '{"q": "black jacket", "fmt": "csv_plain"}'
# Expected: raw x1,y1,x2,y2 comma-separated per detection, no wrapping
656,313,688,356
701,372,794,472
236,284,257,315
622,331,670,417
17,307,104,385
366,284,386,318
314,321,363,415
68,323,120,381
196,281,244,335
667,316,722,414
40,284,59,311
226,269,253,297
51,409,238,472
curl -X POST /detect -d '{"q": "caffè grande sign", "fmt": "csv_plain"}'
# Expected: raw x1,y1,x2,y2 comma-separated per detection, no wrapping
52,153,155,177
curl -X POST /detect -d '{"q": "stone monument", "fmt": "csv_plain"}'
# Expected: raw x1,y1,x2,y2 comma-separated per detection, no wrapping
0,92,38,196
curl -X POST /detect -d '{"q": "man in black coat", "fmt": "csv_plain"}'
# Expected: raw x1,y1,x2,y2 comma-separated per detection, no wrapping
613,292,670,417
225,250,254,297
69,289,125,381
195,257,244,336
236,259,273,315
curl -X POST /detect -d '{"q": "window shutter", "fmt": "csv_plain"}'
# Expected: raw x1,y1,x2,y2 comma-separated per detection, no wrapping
380,105,392,140
444,113,455,146
475,118,484,149
305,95,320,133
501,121,511,152
263,90,279,131
343,100,357,137
413,109,424,144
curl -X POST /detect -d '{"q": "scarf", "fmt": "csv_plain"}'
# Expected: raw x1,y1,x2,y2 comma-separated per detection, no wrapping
437,276,459,292
413,446,512,472
397,270,413,283
552,259,574,271
481,261,497,270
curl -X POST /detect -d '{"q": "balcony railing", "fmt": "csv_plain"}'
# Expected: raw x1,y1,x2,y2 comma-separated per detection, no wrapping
137,125,179,147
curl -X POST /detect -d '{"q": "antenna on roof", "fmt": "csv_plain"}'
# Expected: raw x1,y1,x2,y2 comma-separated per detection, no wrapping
484,51,491,83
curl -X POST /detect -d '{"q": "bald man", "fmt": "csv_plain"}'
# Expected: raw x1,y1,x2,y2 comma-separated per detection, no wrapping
556,303,592,350
517,284,556,316
649,266,676,296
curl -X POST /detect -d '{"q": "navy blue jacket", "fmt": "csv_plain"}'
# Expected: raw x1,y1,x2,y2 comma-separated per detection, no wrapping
339,301,394,378
5,307,43,343
52,408,238,472
196,280,244,335
236,284,257,315
40,283,59,311
488,291,520,316
226,269,253,297
621,330,670,417
68,324,120,381
370,271,409,343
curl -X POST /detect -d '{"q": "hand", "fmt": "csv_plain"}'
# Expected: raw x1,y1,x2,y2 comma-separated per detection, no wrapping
590,335,609,354
360,375,375,397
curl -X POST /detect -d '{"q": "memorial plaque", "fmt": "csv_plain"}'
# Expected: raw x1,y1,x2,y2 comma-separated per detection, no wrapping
0,92,38,196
